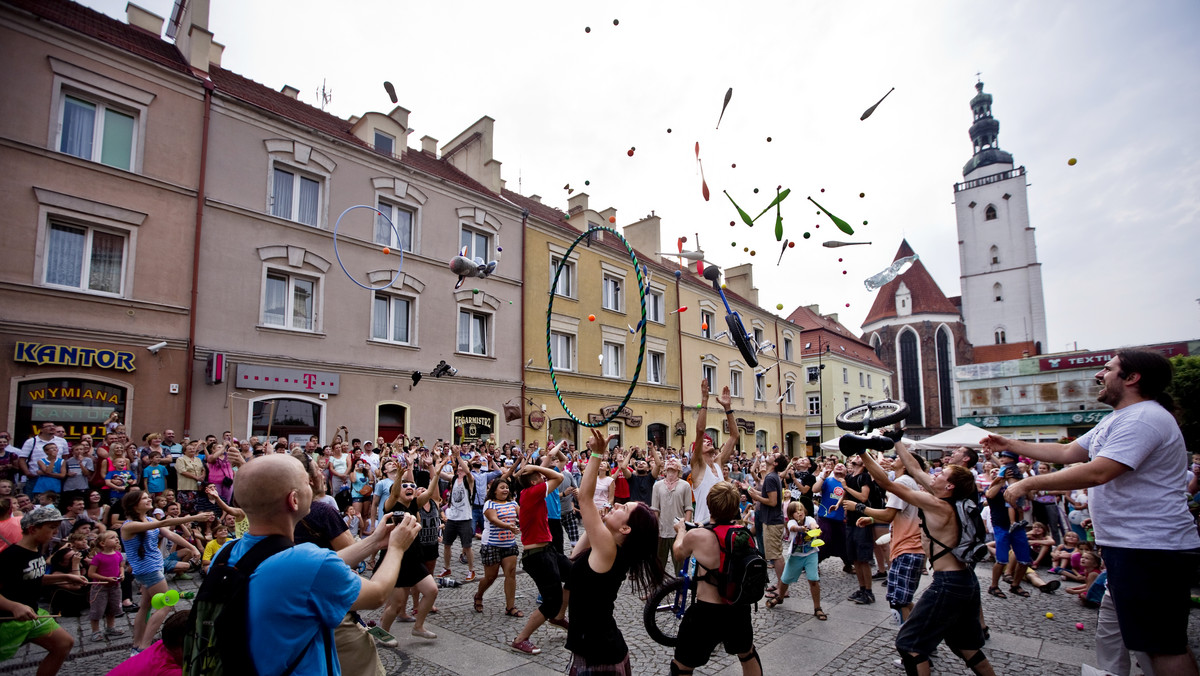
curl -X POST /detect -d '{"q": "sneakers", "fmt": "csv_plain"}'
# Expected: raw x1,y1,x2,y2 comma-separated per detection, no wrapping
1038,580,1061,594
842,564,855,574
463,570,478,583
1009,520,1029,533
436,568,452,578
411,628,437,639
174,573,193,581
872,571,888,580
105,626,126,636
865,589,876,604
890,608,903,626
848,589,866,603
91,631,106,642
367,626,397,646
511,639,541,655
459,553,468,565
852,588,875,604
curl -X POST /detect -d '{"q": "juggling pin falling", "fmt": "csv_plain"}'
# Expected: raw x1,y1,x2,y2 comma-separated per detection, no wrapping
823,240,873,248
716,87,733,129
777,239,790,265
670,306,688,314
860,87,895,121
864,254,919,291
807,196,855,235
384,81,398,104
724,191,755,227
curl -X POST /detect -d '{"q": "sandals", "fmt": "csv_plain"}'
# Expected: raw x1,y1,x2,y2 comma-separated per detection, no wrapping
766,596,783,609
814,608,828,621
1009,586,1030,598
505,607,525,618
474,594,484,613
987,586,1007,599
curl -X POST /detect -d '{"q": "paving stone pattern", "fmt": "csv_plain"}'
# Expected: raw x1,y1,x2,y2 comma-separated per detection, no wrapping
3,536,1199,675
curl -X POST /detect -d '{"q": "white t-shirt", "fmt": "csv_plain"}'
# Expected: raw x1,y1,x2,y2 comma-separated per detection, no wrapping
692,462,725,525
1078,400,1200,550
784,515,819,558
446,477,472,521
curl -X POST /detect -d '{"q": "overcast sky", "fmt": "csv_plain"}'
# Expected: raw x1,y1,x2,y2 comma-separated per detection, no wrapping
85,0,1200,354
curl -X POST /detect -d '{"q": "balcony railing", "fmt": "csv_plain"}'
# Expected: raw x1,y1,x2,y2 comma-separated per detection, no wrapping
953,166,1025,193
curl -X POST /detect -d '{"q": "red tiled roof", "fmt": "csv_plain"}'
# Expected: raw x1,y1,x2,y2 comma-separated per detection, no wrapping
973,341,1036,363
861,239,960,326
6,0,191,75
785,304,887,369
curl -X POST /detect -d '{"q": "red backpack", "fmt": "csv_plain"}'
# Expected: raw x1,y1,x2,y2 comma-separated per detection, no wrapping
698,523,769,605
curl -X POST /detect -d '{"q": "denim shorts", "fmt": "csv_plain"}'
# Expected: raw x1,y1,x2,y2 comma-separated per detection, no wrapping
134,568,165,588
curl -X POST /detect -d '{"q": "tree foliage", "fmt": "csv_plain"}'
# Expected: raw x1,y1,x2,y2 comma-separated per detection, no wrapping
1169,355,1200,453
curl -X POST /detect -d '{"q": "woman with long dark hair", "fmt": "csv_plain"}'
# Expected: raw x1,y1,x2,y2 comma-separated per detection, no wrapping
118,489,212,646
564,428,665,674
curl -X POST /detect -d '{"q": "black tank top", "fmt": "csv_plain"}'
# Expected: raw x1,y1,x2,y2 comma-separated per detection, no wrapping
564,549,631,663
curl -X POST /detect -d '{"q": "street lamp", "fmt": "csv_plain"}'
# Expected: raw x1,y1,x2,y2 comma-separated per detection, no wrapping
816,339,830,443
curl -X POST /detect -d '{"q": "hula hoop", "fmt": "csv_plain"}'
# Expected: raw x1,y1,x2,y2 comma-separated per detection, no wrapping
333,205,406,291
547,227,647,428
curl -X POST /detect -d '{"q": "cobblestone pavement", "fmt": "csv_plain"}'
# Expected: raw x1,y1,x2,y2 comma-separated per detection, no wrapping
4,537,1199,674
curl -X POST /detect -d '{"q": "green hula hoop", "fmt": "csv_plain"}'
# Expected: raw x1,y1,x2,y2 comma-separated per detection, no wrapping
547,227,647,428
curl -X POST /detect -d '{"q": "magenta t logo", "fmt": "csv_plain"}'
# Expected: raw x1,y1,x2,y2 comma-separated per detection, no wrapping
303,373,317,389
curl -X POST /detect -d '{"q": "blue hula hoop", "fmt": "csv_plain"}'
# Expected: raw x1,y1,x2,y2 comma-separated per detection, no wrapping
332,205,405,291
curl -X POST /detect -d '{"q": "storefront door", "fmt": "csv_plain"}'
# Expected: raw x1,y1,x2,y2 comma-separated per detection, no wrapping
15,377,126,446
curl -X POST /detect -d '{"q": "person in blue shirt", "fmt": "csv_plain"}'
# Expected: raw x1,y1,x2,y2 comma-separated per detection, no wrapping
816,462,849,571
219,454,421,675
142,453,168,495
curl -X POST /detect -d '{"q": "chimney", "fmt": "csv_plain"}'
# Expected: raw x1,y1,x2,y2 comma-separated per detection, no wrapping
827,313,839,324
805,304,820,314
208,40,224,67
421,135,438,156
173,0,213,73
725,264,758,305
529,195,542,204
280,85,300,100
622,215,661,261
598,207,617,224
567,193,589,215
126,3,164,35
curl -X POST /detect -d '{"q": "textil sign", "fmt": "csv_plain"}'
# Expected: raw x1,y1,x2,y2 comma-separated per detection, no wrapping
236,364,339,394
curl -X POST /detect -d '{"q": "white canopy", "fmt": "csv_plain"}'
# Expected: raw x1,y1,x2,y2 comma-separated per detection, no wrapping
908,423,992,450
819,435,921,453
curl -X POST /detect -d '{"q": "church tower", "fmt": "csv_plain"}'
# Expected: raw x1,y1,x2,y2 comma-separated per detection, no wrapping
953,81,1048,362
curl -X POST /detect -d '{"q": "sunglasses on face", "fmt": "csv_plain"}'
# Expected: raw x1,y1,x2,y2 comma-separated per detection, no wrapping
400,482,418,489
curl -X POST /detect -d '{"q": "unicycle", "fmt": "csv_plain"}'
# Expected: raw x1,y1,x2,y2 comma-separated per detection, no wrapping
644,525,699,646
835,399,910,455
702,266,759,367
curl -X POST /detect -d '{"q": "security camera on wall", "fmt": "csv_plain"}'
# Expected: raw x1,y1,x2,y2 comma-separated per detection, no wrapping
147,341,168,355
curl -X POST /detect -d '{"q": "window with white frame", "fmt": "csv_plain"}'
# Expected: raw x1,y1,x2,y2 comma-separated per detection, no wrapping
702,365,716,391
701,311,714,339
58,94,136,171
842,367,849,384
602,342,623,377
550,256,574,297
374,130,395,156
784,338,793,361
602,275,622,312
371,293,412,344
375,201,414,252
550,331,574,371
755,373,765,401
648,351,665,384
859,372,864,387
807,366,820,383
264,271,319,331
807,395,821,416
784,380,795,405
729,369,743,398
271,165,321,226
754,328,764,347
843,393,850,411
457,309,489,355
43,221,127,295
647,289,664,323
867,374,872,389
460,227,491,262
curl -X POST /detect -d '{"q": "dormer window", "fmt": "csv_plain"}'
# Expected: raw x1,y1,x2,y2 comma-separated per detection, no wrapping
374,130,395,157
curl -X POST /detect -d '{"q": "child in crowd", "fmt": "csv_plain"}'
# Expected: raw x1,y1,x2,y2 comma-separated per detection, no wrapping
1064,551,1103,598
1027,522,1056,568
1060,541,1095,582
86,531,124,641
201,524,231,574
142,453,167,496
1049,531,1079,574
31,443,66,497
769,500,824,620
104,457,134,505
344,504,362,539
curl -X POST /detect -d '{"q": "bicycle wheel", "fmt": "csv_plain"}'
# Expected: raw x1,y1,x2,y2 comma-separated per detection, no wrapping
835,400,910,432
725,313,759,368
643,577,688,647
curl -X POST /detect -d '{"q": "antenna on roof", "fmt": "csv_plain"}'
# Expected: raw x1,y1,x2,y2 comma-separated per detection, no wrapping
316,79,332,110
165,0,187,40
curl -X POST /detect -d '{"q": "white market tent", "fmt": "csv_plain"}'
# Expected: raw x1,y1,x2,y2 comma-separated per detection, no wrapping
819,435,921,453
908,423,992,450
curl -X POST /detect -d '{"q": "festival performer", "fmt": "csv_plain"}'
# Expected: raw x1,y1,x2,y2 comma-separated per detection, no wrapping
690,380,738,524
563,428,664,674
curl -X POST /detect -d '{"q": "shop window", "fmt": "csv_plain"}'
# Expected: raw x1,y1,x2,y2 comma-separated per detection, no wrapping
251,397,323,445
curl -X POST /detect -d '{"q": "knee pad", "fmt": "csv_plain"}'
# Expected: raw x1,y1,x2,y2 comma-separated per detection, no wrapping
738,648,762,672
897,649,928,676
949,647,988,675
670,661,694,676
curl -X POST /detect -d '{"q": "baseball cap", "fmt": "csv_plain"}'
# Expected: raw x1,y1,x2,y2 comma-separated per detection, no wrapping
21,505,68,531
999,450,1019,461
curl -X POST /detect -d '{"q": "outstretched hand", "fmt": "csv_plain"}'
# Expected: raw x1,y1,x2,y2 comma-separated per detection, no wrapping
716,386,732,410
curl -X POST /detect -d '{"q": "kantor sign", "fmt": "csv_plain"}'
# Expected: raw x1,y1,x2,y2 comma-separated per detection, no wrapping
548,227,647,427
333,205,406,291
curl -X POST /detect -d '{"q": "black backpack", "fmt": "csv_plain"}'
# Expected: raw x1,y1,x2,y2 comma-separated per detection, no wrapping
699,523,769,605
920,496,990,566
184,536,333,676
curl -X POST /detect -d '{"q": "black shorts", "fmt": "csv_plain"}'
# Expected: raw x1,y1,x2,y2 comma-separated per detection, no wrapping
896,569,984,657
522,546,571,618
444,519,474,550
1102,545,1200,655
394,545,433,588
674,601,754,668
845,520,875,563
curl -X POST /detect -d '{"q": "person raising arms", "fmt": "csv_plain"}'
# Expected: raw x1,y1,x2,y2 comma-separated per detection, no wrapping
563,428,665,675
690,380,739,525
